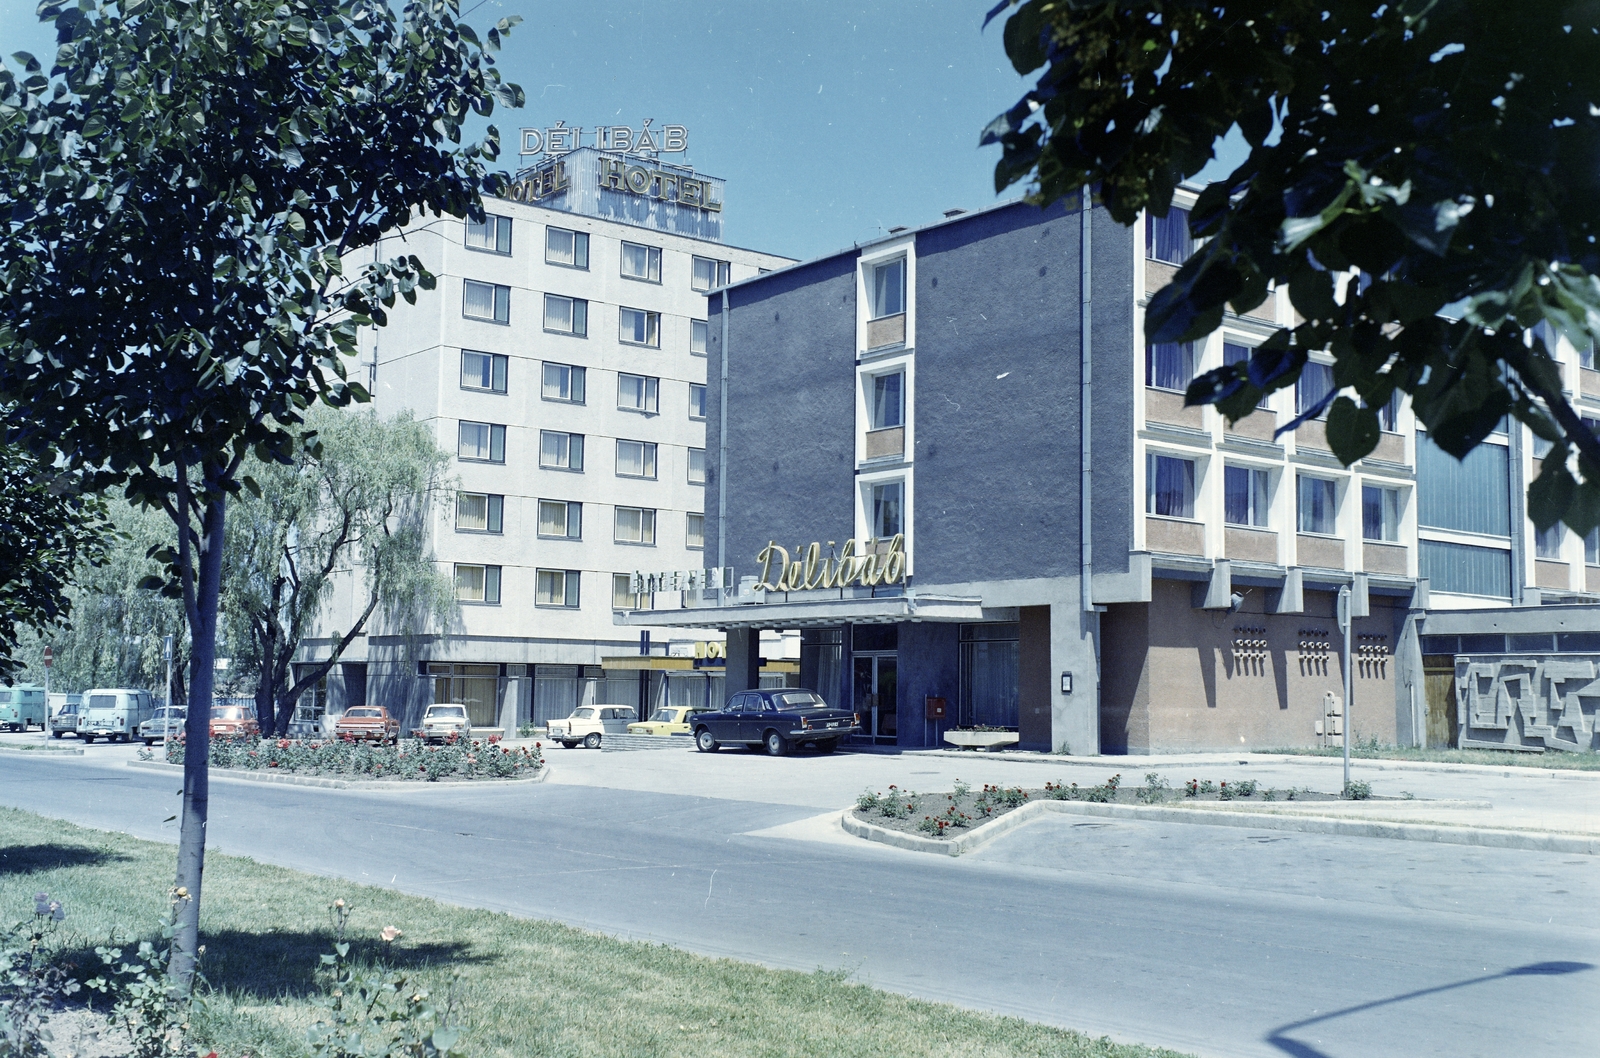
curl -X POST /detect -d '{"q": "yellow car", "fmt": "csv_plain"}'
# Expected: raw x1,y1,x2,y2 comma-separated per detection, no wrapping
627,706,708,737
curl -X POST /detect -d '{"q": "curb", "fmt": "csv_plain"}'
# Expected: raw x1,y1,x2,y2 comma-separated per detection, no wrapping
842,798,1599,857
600,733,695,752
0,742,84,756
913,748,1600,781
126,759,549,790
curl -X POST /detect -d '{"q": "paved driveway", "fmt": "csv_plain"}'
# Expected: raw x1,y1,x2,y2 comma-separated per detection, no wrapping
1,737,1596,1058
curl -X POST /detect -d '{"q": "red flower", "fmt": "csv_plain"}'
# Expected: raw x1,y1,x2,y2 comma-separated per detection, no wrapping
277,738,290,749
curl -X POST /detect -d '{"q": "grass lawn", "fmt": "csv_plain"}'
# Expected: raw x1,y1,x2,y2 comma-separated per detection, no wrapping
1264,744,1600,770
2,807,1192,1058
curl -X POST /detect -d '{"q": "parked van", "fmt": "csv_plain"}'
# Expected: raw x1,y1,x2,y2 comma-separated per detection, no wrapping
80,688,155,743
48,693,84,738
0,684,47,732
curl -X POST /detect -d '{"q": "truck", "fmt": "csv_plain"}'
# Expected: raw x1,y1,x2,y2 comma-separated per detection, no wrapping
0,684,47,732
79,688,155,743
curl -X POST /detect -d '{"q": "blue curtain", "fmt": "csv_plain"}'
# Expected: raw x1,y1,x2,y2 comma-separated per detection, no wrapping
1298,476,1336,534
1148,455,1195,518
1146,342,1196,391
1146,207,1193,264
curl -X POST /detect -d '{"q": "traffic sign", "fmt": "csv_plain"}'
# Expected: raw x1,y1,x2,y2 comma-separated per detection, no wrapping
42,646,52,669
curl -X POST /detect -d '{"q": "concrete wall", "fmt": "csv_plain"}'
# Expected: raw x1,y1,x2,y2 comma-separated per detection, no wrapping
1099,579,1399,752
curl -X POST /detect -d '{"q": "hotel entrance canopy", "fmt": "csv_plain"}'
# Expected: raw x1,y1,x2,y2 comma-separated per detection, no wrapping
613,592,990,630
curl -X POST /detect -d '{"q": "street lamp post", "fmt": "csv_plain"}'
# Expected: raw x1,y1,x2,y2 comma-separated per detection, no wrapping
1337,585,1352,794
163,634,174,756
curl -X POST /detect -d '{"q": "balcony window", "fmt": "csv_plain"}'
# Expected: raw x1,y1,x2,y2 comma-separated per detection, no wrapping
1536,522,1564,560
691,319,709,355
455,492,503,534
543,294,588,337
871,372,904,429
539,430,584,471
545,226,589,269
1298,475,1338,535
465,214,512,254
691,256,731,292
1362,485,1401,542
536,569,580,608
618,373,659,414
1146,342,1196,392
1224,466,1270,528
871,480,904,537
1145,207,1193,264
1222,342,1270,408
619,307,660,347
460,350,508,393
614,506,656,545
463,280,510,324
541,362,585,404
689,383,707,420
616,439,658,479
537,499,581,540
621,242,662,282
457,421,505,463
688,447,706,485
1146,454,1196,519
454,563,501,604
686,512,705,550
869,258,905,320
1296,362,1336,420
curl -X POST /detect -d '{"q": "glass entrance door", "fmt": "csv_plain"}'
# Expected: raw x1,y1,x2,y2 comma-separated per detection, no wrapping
852,653,898,744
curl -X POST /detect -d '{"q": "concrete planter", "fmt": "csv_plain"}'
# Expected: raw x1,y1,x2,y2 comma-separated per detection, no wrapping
942,730,1019,751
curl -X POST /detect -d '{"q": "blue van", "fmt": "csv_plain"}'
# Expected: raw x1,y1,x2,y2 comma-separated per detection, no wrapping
0,684,48,731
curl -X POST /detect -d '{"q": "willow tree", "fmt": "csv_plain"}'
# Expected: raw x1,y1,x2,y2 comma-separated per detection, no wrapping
0,0,522,989
983,0,1600,530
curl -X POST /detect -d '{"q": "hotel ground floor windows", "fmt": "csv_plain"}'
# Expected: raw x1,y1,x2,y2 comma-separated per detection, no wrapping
959,623,1019,729
428,662,501,728
1147,453,1196,519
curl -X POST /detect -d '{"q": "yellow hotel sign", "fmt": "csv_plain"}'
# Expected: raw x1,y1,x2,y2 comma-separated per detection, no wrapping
755,535,906,592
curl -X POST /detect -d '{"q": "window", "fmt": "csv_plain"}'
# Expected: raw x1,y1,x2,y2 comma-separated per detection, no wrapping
460,350,508,393
463,280,510,323
691,319,709,355
871,480,903,537
1581,340,1597,371
454,564,502,604
1420,540,1511,598
539,430,584,471
1417,432,1511,536
871,372,904,429
1536,522,1564,560
612,573,644,610
456,492,504,534
1146,342,1197,391
688,447,706,485
1222,342,1270,408
545,226,589,269
691,256,731,292
616,439,658,479
1362,485,1401,542
620,242,662,282
1587,526,1598,565
543,293,588,336
537,499,581,539
465,214,512,254
1146,207,1193,264
618,373,660,414
457,421,505,463
541,362,586,403
689,383,707,420
619,307,661,347
869,258,905,319
1146,454,1196,518
536,569,580,608
1297,475,1338,535
1374,391,1401,432
1296,361,1336,419
686,512,705,550
614,506,656,545
1224,466,1270,527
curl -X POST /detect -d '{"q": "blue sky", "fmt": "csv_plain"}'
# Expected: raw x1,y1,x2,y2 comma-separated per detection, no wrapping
2,0,1243,261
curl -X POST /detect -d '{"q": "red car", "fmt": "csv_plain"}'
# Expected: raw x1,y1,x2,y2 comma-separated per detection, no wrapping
333,706,400,743
209,704,259,739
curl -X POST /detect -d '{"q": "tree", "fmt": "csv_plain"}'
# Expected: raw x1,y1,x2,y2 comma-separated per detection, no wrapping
12,498,189,699
0,444,109,681
0,0,522,990
983,0,1600,530
222,405,455,737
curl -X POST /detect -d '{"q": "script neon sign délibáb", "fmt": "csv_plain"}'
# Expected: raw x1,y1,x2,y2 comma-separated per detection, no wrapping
755,536,906,592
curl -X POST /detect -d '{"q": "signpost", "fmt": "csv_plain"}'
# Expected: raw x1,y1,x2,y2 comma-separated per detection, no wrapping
163,634,174,756
42,645,51,715
1337,585,1352,793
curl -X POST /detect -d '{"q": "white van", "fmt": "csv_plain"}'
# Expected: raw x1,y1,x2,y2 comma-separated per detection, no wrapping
0,685,47,731
80,688,155,743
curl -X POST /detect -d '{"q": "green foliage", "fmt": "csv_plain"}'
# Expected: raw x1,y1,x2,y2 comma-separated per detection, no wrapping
87,891,207,1058
221,405,456,735
1342,779,1373,801
167,736,543,782
1135,772,1169,804
310,901,467,1058
986,0,1600,530
0,447,110,683
1,894,79,1058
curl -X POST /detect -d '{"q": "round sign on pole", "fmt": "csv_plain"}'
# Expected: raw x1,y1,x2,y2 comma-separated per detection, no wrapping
42,646,52,669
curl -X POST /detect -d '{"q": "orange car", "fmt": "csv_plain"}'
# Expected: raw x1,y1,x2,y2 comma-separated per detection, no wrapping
209,704,259,739
333,706,400,743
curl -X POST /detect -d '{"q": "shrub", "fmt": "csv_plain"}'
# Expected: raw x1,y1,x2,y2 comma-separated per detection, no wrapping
88,888,207,1058
1343,779,1373,800
1043,781,1077,800
856,790,881,812
1218,781,1235,801
1199,780,1217,794
1234,779,1258,797
2,893,80,1058
1184,779,1200,798
167,736,542,782
1261,787,1277,801
1136,773,1169,804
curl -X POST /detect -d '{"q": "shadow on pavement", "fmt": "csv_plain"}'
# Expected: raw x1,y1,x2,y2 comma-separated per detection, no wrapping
1264,961,1595,1058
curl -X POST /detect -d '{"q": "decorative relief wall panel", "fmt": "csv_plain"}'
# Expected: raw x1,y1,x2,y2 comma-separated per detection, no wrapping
1455,656,1600,753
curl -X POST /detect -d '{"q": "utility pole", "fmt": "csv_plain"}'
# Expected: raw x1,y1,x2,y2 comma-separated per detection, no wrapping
42,646,52,718
1337,585,1352,793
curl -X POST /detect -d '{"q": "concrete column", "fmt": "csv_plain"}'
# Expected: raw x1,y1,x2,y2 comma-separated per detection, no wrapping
1050,597,1101,755
724,627,763,695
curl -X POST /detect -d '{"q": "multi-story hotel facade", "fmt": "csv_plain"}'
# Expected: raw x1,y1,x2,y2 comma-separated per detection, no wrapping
624,191,1430,754
297,146,792,732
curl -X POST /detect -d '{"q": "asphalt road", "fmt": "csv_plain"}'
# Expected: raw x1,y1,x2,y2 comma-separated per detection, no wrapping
1,744,1595,1058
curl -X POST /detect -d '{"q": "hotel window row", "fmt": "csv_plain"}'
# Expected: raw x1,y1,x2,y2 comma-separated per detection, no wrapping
454,545,714,610
464,281,711,355
466,215,732,294
454,351,704,419
455,422,703,483
453,495,701,545
1145,453,1406,542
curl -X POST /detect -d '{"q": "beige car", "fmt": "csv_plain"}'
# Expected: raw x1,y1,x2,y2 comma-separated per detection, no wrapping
413,704,471,743
547,704,637,749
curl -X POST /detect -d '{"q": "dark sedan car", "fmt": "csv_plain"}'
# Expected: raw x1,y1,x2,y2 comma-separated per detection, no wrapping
693,688,859,756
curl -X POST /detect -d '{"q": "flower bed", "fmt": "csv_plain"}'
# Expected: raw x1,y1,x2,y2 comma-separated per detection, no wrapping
160,733,543,782
853,773,1353,838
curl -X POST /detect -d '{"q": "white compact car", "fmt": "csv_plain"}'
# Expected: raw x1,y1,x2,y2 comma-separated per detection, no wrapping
546,704,637,749
414,704,471,743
